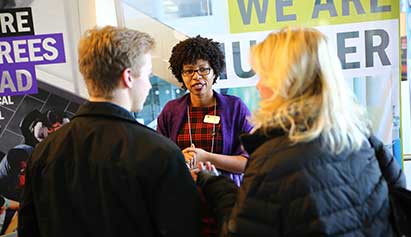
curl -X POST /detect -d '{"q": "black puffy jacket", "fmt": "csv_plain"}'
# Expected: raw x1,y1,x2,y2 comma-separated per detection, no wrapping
368,135,406,188
200,130,402,237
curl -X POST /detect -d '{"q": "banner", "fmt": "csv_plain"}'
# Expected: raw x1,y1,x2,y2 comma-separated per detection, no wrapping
210,1,400,155
211,0,399,90
228,0,398,33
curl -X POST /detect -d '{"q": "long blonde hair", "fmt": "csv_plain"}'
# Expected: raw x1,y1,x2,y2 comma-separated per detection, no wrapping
250,27,370,154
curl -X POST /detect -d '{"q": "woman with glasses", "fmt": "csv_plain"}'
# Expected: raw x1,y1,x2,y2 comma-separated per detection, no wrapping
157,36,253,187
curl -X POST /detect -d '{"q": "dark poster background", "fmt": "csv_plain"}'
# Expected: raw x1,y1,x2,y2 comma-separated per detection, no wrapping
0,81,84,156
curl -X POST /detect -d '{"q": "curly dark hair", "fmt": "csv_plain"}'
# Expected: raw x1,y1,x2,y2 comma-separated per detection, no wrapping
169,35,225,89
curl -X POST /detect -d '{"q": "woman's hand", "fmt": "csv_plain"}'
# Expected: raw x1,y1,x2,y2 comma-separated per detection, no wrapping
182,145,196,169
182,146,211,168
193,148,210,163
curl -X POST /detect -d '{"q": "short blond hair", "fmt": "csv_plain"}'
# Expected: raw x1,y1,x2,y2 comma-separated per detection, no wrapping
251,27,370,154
78,26,155,98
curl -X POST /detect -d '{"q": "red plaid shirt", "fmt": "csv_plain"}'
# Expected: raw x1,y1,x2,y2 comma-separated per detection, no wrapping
177,105,222,153
177,105,221,237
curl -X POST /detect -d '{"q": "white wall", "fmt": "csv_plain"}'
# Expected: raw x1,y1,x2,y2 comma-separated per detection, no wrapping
95,0,117,26
25,0,100,98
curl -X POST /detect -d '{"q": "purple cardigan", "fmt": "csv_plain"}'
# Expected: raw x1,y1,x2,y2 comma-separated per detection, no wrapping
157,91,253,186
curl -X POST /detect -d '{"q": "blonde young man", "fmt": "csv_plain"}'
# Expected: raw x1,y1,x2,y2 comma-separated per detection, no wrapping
18,26,201,237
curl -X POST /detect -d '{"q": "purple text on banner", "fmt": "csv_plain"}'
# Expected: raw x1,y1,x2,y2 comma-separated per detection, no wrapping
0,33,65,96
0,64,38,96
0,33,66,66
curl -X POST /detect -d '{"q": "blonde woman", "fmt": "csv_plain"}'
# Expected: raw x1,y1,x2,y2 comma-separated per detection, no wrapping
197,27,404,236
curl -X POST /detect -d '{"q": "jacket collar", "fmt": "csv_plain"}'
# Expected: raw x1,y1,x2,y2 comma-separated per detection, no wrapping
240,128,285,154
73,102,138,124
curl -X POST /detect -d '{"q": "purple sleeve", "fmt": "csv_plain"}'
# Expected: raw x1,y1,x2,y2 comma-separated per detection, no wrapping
233,100,253,158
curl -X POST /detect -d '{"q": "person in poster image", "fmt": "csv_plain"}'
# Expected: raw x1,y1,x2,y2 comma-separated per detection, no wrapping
0,0,34,9
196,27,405,236
18,26,201,237
0,109,69,234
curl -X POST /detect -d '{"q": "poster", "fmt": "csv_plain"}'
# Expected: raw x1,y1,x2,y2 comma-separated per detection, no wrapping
0,1,86,234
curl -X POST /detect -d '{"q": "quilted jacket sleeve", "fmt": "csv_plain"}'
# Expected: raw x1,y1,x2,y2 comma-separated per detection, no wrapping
198,165,282,237
369,135,406,188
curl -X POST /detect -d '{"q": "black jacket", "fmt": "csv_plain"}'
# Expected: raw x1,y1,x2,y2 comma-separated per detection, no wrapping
368,135,406,188
199,130,400,237
18,102,201,237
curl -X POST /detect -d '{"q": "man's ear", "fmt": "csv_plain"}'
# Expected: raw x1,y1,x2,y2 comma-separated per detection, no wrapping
121,68,134,88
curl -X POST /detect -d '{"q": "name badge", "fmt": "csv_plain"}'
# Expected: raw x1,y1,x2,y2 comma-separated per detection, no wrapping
203,115,220,124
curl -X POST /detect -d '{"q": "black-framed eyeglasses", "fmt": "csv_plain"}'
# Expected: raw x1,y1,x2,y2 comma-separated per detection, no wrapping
182,68,211,77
